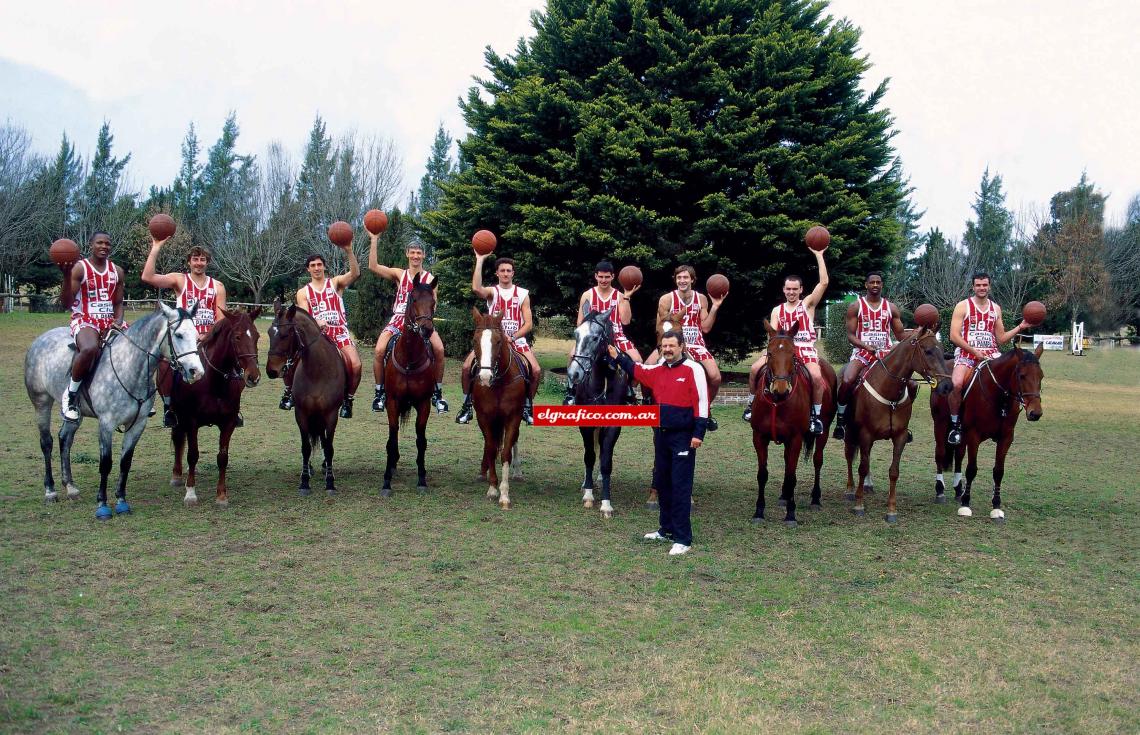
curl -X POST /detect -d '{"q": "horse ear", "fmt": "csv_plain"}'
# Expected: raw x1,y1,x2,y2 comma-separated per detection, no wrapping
471,306,481,325
249,306,262,320
158,301,176,319
413,271,422,287
1034,342,1044,358
603,304,616,319
763,318,774,337
286,303,297,319
273,297,283,315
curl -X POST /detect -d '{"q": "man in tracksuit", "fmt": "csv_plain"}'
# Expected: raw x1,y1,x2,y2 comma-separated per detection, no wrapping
608,330,708,556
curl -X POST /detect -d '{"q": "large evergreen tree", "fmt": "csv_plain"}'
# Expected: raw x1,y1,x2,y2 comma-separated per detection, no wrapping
423,0,906,357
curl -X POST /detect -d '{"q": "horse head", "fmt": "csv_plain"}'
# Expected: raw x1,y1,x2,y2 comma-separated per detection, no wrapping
568,306,614,388
897,326,953,395
1011,343,1045,421
217,307,262,388
159,301,204,384
407,272,436,339
763,318,799,397
471,307,507,388
265,298,298,379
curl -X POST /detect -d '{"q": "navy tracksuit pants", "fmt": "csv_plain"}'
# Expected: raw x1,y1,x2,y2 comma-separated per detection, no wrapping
653,427,697,546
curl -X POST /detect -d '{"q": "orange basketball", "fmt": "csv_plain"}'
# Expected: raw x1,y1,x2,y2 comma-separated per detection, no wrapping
1022,300,1047,326
328,221,354,248
706,273,730,299
618,265,642,290
148,213,176,240
805,225,830,251
472,229,497,255
364,209,388,235
50,238,80,266
914,303,939,328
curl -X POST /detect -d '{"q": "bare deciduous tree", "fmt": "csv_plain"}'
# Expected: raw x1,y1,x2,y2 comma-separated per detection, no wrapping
914,230,977,310
0,123,48,287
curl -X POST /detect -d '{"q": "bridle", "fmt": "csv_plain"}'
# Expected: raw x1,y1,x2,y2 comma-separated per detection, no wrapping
201,319,259,381
267,315,319,371
471,323,525,387
568,312,615,404
759,335,802,402
391,289,436,376
972,351,1041,416
861,332,947,407
98,312,199,430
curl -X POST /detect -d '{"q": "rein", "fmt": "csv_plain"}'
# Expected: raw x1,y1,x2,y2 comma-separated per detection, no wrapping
970,354,1040,417
472,329,526,387
99,315,193,430
755,347,808,440
391,304,436,376
856,334,941,435
201,324,256,381
569,314,616,405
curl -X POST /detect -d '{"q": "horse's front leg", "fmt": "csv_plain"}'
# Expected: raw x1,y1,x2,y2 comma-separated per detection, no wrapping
414,401,429,494
58,418,81,500
843,431,857,501
298,430,313,496
94,423,115,520
989,432,1015,523
810,429,825,510
185,422,201,506
381,409,400,496
580,428,596,508
321,426,336,496
112,419,148,517
958,435,980,517
498,418,522,510
752,432,769,522
171,424,187,491
597,427,621,518
215,422,236,506
853,438,872,518
885,433,907,524
478,414,500,500
781,436,801,527
35,405,57,501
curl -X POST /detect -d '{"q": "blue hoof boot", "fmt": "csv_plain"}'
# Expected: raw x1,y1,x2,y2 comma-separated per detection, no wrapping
95,504,113,521
114,499,131,515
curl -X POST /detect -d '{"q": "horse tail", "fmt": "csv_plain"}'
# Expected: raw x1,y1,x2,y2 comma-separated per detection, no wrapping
398,397,414,427
801,431,817,466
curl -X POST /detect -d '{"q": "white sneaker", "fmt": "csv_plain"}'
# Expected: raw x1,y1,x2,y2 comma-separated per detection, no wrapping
643,531,669,542
60,390,79,421
668,543,691,556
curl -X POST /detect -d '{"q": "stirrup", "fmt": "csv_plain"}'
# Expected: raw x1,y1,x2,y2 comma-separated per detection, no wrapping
372,389,385,412
455,398,474,424
809,414,824,435
742,408,751,422
339,397,354,419
279,390,293,410
432,390,449,413
706,416,718,432
523,403,534,426
163,409,178,429
947,426,962,446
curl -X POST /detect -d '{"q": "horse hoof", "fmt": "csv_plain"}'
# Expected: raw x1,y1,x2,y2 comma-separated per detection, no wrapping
934,494,947,504
885,513,897,524
114,500,131,515
957,506,972,517
809,503,822,512
602,510,613,519
583,500,594,509
215,498,229,508
299,487,312,497
750,516,764,524
777,497,786,507
475,473,488,483
416,485,428,495
852,508,865,518
95,504,113,521
990,509,1006,523
66,485,80,500
380,486,392,498
645,501,659,511
784,519,798,528
170,477,185,488
183,495,198,507
844,492,856,501
44,491,59,503
500,501,512,510
327,487,337,497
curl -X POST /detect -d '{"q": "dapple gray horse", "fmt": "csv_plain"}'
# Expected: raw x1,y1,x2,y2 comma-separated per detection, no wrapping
24,302,204,519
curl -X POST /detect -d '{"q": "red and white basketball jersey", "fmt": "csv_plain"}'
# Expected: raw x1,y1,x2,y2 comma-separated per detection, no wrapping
392,269,434,316
488,284,528,339
305,281,347,329
70,259,118,326
855,296,893,351
178,274,218,335
670,290,707,347
777,301,817,348
588,287,629,339
961,298,998,351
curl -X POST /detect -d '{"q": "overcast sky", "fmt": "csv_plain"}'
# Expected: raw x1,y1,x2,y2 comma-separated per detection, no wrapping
2,0,1137,239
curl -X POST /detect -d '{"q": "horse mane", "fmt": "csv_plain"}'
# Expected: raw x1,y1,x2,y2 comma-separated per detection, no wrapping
200,315,233,349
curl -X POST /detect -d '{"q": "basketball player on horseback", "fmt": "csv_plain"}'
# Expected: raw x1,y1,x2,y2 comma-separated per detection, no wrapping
367,234,448,414
743,247,829,434
831,271,906,439
142,236,230,427
645,265,725,431
455,252,542,426
946,272,1031,445
279,252,362,419
58,231,125,422
563,260,642,405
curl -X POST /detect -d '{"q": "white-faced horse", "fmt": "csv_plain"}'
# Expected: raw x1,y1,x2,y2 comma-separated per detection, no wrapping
24,302,205,519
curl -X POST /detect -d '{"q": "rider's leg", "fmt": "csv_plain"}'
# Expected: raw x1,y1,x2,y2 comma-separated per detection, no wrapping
429,330,448,411
743,353,768,422
523,349,541,425
456,351,477,424
834,360,859,439
372,328,395,411
339,344,361,418
622,347,644,403
156,359,177,428
279,358,296,410
947,363,971,444
62,327,100,420
702,358,721,431
807,361,825,434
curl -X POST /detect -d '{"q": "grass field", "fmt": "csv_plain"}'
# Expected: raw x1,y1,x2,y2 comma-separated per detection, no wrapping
1,311,1137,733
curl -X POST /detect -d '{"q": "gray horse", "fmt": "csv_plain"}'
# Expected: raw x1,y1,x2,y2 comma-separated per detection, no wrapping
24,302,205,519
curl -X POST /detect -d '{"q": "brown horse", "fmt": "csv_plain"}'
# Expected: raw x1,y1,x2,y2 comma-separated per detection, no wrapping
470,309,527,508
381,273,437,496
844,327,952,522
930,343,1044,521
168,308,262,507
265,299,345,496
749,320,837,526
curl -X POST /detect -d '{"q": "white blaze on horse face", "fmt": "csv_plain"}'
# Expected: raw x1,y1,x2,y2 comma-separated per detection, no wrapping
171,319,205,383
569,322,593,384
478,329,494,386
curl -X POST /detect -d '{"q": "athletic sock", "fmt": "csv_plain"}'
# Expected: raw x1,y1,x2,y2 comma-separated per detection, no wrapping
812,403,822,414
68,379,82,393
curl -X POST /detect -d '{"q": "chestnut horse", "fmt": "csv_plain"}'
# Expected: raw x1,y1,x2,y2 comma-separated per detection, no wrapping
168,308,262,507
266,299,344,496
749,320,837,526
470,309,527,508
844,327,952,522
930,343,1044,521
380,273,437,496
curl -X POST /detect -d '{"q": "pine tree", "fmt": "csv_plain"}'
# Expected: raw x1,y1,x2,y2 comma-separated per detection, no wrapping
417,125,456,217
171,123,203,228
422,0,906,358
297,115,336,257
961,168,1015,287
74,122,134,247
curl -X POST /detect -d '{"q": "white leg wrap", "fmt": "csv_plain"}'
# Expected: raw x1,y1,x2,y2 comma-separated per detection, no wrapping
957,506,972,517
184,486,198,505
989,508,1005,520
953,472,962,486
935,473,944,483
600,499,613,513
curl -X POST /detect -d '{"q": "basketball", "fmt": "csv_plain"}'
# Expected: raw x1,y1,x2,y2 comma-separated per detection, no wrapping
472,230,497,255
148,213,176,240
364,209,388,235
805,225,830,251
618,265,642,290
706,274,730,299
1023,300,1047,326
914,303,939,328
328,221,354,248
50,238,80,266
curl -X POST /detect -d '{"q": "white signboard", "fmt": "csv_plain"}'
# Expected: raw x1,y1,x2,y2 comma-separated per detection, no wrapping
1033,334,1064,350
